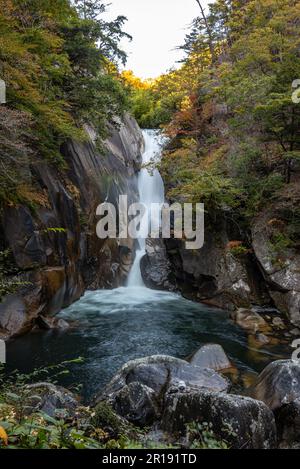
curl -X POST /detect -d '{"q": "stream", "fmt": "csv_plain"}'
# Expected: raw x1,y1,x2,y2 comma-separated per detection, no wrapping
6,130,290,401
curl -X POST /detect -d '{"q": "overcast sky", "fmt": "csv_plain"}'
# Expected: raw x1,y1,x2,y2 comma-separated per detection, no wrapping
104,0,210,79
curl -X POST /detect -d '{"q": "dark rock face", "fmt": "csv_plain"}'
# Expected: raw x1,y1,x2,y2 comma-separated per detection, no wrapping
24,382,78,418
189,344,232,371
0,114,144,338
96,355,230,426
162,390,277,449
163,231,269,311
252,212,300,326
250,360,300,410
140,239,176,291
275,399,300,449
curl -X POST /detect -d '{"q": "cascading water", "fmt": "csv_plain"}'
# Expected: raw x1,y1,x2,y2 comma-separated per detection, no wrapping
127,130,165,287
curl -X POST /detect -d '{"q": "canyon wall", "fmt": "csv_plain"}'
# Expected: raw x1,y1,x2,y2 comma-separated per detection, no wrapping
0,114,144,339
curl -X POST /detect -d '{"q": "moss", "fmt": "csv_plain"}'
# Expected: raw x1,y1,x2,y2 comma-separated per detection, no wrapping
91,402,129,438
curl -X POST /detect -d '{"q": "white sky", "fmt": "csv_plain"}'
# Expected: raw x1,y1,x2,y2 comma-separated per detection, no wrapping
104,0,210,79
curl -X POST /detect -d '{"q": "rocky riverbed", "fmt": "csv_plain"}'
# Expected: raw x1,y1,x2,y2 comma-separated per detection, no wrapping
15,350,300,449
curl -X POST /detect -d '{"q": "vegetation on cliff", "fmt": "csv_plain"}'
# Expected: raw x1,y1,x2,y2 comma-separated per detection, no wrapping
0,0,130,204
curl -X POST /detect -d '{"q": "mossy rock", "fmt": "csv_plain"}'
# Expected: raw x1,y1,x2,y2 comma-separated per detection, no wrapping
91,402,131,438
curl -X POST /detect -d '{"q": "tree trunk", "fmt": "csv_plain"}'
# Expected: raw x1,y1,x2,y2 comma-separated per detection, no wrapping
195,0,216,64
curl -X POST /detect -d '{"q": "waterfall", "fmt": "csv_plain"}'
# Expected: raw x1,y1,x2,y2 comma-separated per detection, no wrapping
127,130,165,287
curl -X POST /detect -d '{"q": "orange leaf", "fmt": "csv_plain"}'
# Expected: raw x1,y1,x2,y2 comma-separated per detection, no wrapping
0,426,8,446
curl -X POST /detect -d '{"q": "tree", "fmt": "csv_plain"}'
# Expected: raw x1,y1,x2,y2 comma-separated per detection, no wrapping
74,0,132,65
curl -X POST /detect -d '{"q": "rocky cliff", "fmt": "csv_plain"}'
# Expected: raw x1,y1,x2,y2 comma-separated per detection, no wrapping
0,114,144,339
141,197,300,327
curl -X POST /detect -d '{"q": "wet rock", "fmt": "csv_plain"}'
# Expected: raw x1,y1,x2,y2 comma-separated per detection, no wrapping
290,328,300,337
275,398,300,449
141,239,176,291
231,308,270,334
189,344,232,371
256,333,271,345
0,294,28,337
55,318,70,330
36,315,53,330
96,355,230,426
250,360,300,410
24,383,78,418
162,390,276,449
164,230,267,311
111,382,159,427
272,317,285,329
36,315,70,330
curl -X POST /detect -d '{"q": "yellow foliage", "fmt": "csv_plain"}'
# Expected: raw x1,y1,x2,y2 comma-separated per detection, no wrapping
0,425,8,446
121,70,153,90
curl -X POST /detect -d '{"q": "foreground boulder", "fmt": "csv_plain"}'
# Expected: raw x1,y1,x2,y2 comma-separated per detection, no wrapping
96,355,230,426
189,344,232,371
250,360,300,410
275,398,300,449
162,390,276,449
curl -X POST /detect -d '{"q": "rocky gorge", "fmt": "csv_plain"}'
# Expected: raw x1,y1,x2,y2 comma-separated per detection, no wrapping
1,124,299,450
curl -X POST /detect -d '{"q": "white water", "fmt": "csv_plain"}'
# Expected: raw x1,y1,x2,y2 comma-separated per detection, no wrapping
127,130,165,287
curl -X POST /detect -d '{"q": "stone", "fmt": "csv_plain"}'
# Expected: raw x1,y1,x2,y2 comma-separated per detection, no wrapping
189,344,232,371
256,333,271,345
24,383,78,418
250,360,300,410
272,317,285,328
231,308,270,334
96,355,230,426
36,316,70,330
140,238,176,291
275,398,300,449
111,382,159,426
161,390,276,449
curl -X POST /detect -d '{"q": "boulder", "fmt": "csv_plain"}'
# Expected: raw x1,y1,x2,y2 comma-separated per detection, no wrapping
231,308,270,334
250,360,300,410
141,239,176,291
162,390,277,449
275,398,300,449
190,344,232,371
110,382,159,426
96,355,230,426
24,382,78,418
